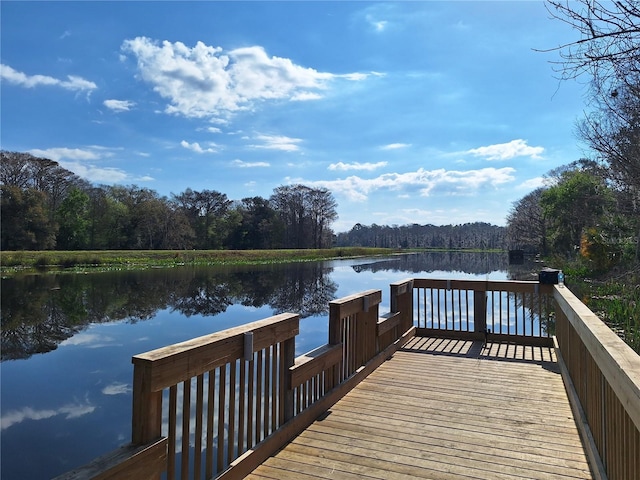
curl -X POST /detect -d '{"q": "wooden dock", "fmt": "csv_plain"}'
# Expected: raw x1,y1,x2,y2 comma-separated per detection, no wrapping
57,279,640,480
247,337,594,480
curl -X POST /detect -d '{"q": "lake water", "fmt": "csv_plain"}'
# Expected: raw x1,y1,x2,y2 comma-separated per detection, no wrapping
0,252,534,479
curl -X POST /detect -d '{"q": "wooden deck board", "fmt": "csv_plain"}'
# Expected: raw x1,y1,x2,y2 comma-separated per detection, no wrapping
246,338,594,480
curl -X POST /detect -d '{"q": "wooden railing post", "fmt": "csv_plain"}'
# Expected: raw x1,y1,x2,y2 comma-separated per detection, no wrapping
360,292,379,365
329,290,382,380
282,336,296,424
390,279,414,332
473,283,487,334
328,301,342,385
131,359,163,446
130,359,164,480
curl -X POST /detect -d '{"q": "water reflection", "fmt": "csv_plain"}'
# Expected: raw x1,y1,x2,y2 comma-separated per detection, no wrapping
1,252,537,362
1,263,337,361
0,252,545,480
351,251,509,274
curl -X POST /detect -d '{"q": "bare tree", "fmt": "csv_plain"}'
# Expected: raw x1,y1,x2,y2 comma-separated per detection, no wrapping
543,0,640,185
506,188,548,255
308,187,338,248
544,1,640,86
544,0,640,260
270,185,338,249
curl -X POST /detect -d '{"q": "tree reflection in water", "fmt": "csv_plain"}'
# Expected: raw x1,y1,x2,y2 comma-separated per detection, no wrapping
1,262,338,361
1,251,538,362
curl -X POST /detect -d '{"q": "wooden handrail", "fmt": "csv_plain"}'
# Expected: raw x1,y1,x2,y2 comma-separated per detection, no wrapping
218,286,414,479
54,277,639,480
130,312,300,479
59,286,414,480
554,285,640,480
411,278,555,345
131,313,300,391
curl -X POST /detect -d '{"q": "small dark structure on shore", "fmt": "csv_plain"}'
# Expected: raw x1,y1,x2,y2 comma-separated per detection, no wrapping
508,249,525,264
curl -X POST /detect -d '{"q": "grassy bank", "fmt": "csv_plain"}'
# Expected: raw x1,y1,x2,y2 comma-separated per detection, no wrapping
563,263,640,354
0,247,399,274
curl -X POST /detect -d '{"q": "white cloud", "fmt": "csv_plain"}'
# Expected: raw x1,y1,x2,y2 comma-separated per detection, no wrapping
1,64,97,93
102,383,132,395
180,140,218,154
29,147,100,162
121,37,374,118
389,207,495,227
59,332,116,348
329,161,388,171
206,127,222,134
364,8,391,33
296,167,516,202
59,333,103,346
519,176,545,190
73,165,131,183
104,99,136,112
1,402,95,430
28,147,134,184
366,14,389,32
466,139,544,161
251,134,302,152
292,91,323,101
374,20,388,32
380,143,411,150
232,159,270,168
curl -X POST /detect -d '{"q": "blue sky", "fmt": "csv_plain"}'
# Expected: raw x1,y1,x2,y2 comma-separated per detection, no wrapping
1,1,588,232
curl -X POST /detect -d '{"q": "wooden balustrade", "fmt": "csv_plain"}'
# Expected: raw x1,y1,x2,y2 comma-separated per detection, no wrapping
54,277,639,480
131,312,300,480
57,286,414,479
219,286,414,479
554,285,640,480
411,279,555,345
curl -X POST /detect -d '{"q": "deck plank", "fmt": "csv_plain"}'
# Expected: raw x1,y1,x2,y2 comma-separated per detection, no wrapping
246,338,594,480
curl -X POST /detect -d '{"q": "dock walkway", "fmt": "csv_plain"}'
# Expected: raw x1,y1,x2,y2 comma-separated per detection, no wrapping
61,280,640,480
247,337,593,480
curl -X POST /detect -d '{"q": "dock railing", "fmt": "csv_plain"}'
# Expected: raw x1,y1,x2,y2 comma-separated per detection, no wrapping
408,278,555,345
56,282,415,480
404,278,639,479
55,277,639,480
403,278,639,480
554,284,640,480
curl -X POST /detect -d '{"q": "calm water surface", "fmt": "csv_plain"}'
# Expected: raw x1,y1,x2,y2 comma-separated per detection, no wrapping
1,252,533,479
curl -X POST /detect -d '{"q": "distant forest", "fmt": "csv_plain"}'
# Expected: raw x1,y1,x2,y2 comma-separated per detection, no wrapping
335,222,505,250
1,151,338,251
1,151,506,252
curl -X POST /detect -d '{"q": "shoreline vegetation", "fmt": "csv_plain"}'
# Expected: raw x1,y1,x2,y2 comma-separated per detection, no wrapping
564,264,640,354
2,248,636,353
0,247,410,274
0,248,508,275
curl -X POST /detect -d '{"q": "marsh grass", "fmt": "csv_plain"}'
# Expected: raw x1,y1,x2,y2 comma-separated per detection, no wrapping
0,247,396,273
584,282,640,353
570,272,640,354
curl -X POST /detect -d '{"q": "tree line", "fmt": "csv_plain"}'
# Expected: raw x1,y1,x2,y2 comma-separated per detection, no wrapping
1,151,506,253
335,222,505,250
506,159,639,270
506,1,640,272
0,151,337,251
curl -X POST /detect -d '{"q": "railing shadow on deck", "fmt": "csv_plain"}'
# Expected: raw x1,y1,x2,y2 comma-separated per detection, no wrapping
401,337,559,370
55,278,639,480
